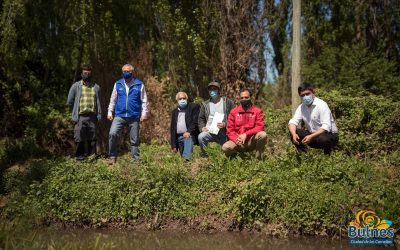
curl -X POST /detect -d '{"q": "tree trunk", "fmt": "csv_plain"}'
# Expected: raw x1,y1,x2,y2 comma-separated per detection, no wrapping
291,0,301,115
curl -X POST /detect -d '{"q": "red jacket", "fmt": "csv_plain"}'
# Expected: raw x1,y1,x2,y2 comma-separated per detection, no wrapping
226,104,265,142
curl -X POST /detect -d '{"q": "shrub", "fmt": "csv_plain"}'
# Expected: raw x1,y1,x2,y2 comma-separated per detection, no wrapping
319,90,400,158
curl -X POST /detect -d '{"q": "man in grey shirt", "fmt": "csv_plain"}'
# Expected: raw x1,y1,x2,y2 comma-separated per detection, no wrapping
198,81,235,157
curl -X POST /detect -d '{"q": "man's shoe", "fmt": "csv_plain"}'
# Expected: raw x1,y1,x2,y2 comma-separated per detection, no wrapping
255,151,263,160
131,158,141,164
200,152,208,158
107,157,116,165
323,148,333,155
295,145,308,154
76,156,85,161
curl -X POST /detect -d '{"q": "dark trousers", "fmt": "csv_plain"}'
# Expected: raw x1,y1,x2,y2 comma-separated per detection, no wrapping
74,114,97,158
292,128,338,155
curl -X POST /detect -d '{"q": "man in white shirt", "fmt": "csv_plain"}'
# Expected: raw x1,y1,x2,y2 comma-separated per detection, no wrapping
107,64,149,163
288,82,338,155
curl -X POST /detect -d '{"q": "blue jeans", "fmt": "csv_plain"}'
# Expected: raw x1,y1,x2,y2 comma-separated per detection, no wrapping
198,131,227,156
178,135,193,160
109,117,140,160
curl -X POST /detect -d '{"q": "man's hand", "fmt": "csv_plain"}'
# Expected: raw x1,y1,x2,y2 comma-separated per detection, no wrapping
236,133,247,145
183,132,190,138
301,134,314,144
172,148,177,152
107,114,113,121
202,127,209,132
292,134,300,145
217,122,225,129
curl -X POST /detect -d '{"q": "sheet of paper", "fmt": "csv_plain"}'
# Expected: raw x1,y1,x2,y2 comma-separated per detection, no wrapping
208,112,224,135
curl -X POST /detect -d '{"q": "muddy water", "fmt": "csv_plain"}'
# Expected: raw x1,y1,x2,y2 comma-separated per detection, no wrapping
17,229,396,250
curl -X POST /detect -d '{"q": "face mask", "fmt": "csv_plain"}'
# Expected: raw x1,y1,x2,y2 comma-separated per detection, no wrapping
302,95,314,106
240,99,252,109
209,90,219,98
123,72,133,80
178,99,187,108
81,73,91,81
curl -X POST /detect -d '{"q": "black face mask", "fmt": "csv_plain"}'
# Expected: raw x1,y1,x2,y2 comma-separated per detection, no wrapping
81,73,91,82
240,99,252,110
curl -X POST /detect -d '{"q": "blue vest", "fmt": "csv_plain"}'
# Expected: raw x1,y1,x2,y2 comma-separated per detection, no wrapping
114,78,143,118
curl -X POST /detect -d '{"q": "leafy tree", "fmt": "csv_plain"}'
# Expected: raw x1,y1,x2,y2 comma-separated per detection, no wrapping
303,44,400,98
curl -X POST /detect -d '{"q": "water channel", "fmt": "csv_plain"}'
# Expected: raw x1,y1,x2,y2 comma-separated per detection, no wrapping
6,229,397,249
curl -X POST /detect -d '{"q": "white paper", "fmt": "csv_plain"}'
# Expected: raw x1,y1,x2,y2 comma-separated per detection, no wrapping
208,112,224,135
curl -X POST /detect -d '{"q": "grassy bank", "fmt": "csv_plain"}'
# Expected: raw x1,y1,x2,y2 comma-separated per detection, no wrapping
1,92,399,238
1,143,399,237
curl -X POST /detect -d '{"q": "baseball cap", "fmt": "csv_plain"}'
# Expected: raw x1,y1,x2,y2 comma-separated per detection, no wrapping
208,81,220,89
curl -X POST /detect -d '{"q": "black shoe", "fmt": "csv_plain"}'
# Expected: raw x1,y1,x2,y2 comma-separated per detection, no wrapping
200,152,208,158
295,145,308,154
323,148,332,155
76,156,85,161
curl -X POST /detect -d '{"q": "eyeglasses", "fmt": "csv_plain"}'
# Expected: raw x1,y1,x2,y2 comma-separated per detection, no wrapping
122,70,132,73
178,97,187,100
240,96,250,100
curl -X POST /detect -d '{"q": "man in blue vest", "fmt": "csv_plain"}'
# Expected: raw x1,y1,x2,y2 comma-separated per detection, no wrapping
107,64,149,163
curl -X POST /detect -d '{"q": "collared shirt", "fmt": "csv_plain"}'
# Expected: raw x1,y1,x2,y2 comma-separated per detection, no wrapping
79,81,96,114
288,97,338,133
107,79,149,118
176,109,187,134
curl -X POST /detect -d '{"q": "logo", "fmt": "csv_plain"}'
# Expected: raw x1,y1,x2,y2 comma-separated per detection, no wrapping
348,210,394,245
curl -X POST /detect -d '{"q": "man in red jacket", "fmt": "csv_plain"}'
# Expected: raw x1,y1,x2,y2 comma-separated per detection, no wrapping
222,88,267,160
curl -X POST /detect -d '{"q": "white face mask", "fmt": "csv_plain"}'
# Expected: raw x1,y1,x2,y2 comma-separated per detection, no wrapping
302,95,314,106
178,99,187,108
209,90,219,98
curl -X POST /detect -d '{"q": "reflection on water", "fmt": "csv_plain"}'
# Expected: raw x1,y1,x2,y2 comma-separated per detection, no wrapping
9,229,397,250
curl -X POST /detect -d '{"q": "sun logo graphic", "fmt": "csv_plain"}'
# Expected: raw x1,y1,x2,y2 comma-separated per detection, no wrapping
348,210,394,245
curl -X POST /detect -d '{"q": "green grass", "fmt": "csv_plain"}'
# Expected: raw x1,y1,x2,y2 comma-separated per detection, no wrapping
1,143,399,237
1,95,399,238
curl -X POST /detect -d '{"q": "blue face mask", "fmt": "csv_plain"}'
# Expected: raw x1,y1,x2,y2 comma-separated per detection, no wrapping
209,90,219,98
178,99,187,108
123,72,133,80
302,95,314,106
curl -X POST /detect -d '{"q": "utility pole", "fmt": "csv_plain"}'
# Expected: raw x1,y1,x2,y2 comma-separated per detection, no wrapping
291,0,301,114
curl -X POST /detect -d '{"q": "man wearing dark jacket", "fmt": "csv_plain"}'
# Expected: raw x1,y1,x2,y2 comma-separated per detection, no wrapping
198,81,235,157
170,92,200,161
67,65,102,161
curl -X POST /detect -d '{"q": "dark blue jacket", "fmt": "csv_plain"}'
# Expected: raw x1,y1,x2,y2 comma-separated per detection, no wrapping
115,78,142,118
